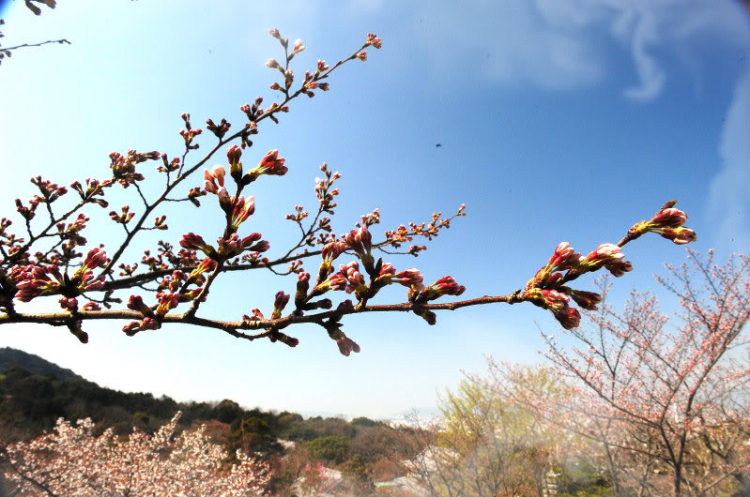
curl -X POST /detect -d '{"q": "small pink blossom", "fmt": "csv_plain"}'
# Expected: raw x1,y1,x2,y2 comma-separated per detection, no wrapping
366,33,382,49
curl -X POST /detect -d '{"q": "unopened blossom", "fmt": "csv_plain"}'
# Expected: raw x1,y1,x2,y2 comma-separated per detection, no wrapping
206,118,231,139
377,262,397,281
269,28,280,38
59,296,78,311
248,240,270,252
565,288,602,310
356,51,367,61
224,144,244,181
218,233,243,257
315,271,348,293
82,301,101,311
412,275,466,303
13,264,63,301
337,336,360,356
344,225,372,255
127,294,154,317
293,38,305,53
366,33,382,49
527,242,582,289
578,243,632,278
432,275,466,296
652,226,697,245
180,232,215,258
242,232,263,247
204,165,225,194
272,291,290,319
524,288,581,329
337,261,368,298
155,292,181,316
294,271,311,305
548,242,579,271
394,268,424,288
122,316,161,336
82,247,108,271
230,195,256,229
265,58,279,69
253,149,287,176
413,307,437,325
627,200,697,246
226,144,242,165
303,298,332,311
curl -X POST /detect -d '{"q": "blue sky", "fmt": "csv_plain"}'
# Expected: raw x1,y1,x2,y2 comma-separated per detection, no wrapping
0,0,747,418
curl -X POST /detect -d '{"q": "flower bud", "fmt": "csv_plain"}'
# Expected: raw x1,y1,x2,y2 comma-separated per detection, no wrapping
366,33,382,49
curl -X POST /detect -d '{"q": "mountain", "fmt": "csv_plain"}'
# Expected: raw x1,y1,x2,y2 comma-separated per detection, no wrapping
0,347,82,382
0,348,400,454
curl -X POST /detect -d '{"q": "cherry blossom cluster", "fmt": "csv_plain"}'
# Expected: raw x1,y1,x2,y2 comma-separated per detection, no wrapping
515,200,695,329
3,413,271,496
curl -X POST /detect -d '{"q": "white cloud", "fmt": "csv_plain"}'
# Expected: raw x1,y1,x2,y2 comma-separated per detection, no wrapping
707,69,750,252
411,0,747,101
411,1,604,91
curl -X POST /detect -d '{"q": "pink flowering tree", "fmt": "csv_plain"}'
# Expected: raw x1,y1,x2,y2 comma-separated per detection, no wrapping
488,251,750,497
0,30,697,356
2,412,271,496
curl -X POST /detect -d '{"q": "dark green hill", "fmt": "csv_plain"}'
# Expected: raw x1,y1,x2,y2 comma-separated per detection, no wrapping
0,347,82,382
0,349,402,456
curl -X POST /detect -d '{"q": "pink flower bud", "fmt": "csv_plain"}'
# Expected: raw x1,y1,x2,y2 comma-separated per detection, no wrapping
231,196,256,228
217,187,230,202
293,39,305,53
84,247,108,270
265,59,279,68
273,291,290,318
180,232,206,251
82,301,101,311
366,33,382,49
226,145,242,165
433,275,466,296
255,149,288,176
395,268,424,288
59,297,78,311
654,226,697,245
585,243,622,263
204,179,218,194
567,289,602,310
211,165,226,185
269,29,280,39
651,208,688,229
336,336,361,356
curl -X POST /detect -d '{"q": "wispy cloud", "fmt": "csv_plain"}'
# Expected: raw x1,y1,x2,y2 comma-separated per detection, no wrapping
707,69,750,252
410,0,747,101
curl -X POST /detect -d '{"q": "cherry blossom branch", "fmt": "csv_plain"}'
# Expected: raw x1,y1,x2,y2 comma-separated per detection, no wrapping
0,30,701,359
